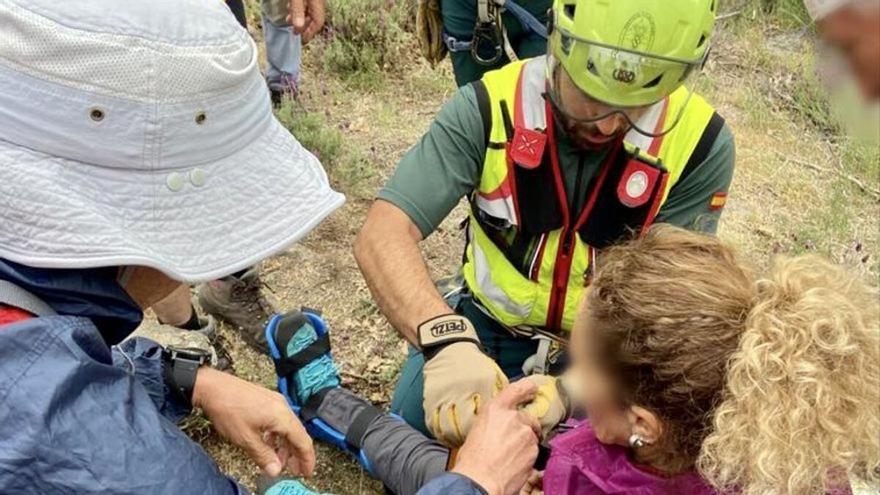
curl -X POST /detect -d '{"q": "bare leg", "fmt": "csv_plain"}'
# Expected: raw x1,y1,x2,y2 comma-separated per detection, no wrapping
150,284,194,327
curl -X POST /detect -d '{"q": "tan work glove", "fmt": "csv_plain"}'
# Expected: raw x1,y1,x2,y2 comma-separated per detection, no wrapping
416,0,447,66
521,372,579,439
420,314,508,448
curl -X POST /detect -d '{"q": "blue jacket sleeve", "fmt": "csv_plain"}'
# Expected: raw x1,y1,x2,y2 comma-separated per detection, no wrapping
416,473,488,495
0,315,247,494
111,335,192,422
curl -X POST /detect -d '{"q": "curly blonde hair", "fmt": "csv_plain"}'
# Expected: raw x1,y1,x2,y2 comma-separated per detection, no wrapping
586,224,880,494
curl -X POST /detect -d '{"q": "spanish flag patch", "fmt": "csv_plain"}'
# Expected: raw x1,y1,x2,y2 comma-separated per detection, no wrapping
709,192,728,210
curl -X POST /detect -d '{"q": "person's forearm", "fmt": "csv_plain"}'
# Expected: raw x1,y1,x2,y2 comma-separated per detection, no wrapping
354,200,453,346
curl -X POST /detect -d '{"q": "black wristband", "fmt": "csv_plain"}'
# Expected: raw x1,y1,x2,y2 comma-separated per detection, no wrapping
417,314,481,360
162,347,209,407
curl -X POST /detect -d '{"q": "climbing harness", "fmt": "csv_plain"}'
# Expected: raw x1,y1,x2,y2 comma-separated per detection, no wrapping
443,0,549,66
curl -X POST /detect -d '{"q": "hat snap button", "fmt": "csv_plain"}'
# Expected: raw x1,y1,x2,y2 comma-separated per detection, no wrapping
195,111,207,125
166,172,185,192
89,107,106,122
190,168,207,187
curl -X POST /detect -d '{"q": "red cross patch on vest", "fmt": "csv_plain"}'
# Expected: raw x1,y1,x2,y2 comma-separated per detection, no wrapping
509,127,546,170
617,158,661,208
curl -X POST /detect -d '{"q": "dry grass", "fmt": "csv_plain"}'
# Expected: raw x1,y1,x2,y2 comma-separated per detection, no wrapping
170,2,879,493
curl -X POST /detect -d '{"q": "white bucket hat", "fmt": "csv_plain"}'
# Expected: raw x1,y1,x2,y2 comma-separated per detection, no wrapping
0,0,345,282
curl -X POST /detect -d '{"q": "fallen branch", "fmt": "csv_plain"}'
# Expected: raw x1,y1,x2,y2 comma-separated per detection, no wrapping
717,10,741,21
774,151,880,201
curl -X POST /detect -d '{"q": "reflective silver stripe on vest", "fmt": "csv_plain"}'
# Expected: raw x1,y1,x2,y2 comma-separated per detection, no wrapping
471,228,532,319
521,58,547,130
475,194,518,226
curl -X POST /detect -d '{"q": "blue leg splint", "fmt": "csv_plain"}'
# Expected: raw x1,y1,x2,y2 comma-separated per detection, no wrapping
265,309,374,475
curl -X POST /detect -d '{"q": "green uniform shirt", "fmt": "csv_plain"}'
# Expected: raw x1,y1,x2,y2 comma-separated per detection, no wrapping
380,85,735,239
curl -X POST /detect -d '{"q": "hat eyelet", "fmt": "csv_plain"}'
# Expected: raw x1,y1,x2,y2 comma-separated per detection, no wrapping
89,107,105,122
195,111,207,125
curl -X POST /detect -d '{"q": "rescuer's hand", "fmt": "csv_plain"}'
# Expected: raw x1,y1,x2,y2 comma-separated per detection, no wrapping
520,374,573,439
420,314,509,447
193,367,316,477
452,380,541,495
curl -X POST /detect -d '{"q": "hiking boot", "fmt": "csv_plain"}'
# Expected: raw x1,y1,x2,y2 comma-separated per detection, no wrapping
161,310,216,340
175,306,234,370
132,316,218,366
197,268,276,353
167,311,235,370
265,309,377,474
268,76,298,107
267,309,341,407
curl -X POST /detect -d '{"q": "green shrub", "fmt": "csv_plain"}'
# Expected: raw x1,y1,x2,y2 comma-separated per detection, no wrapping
335,150,378,195
273,99,377,194
321,0,413,81
724,0,810,27
275,99,342,165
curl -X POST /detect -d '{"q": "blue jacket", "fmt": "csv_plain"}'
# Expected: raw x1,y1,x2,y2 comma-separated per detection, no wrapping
416,473,486,495
0,260,484,495
0,260,246,494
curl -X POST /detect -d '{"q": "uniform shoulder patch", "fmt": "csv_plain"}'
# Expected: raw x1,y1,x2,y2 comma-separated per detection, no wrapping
709,191,728,210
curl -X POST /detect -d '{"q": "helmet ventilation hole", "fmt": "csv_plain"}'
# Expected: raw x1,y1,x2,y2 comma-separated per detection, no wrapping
564,4,576,19
643,74,663,89
697,33,707,48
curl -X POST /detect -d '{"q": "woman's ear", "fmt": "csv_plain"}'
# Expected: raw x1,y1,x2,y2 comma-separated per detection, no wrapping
626,405,662,445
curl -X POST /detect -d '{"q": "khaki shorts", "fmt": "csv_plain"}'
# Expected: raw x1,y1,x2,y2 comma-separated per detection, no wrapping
262,0,290,26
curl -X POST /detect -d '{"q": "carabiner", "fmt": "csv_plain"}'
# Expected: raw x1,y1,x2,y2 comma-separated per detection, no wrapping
471,20,504,66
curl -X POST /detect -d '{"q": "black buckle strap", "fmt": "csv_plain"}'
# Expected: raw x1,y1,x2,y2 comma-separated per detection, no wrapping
675,112,725,186
301,386,334,422
344,405,383,451
272,333,331,379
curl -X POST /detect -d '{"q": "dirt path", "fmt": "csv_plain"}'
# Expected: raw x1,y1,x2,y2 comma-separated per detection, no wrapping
166,9,879,494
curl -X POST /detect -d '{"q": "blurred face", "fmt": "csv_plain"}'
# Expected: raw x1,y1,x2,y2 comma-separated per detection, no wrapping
554,68,651,150
568,308,634,446
818,5,880,100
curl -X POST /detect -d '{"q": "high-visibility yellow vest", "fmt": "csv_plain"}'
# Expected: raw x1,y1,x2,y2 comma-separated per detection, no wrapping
462,56,724,334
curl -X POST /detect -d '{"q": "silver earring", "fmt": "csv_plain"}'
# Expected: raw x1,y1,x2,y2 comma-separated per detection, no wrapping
628,434,646,448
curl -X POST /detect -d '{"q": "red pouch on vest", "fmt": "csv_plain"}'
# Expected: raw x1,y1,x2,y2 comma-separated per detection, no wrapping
617,158,660,208
509,127,546,170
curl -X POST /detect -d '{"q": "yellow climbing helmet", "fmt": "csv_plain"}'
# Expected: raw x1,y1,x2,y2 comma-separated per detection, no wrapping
548,0,717,133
